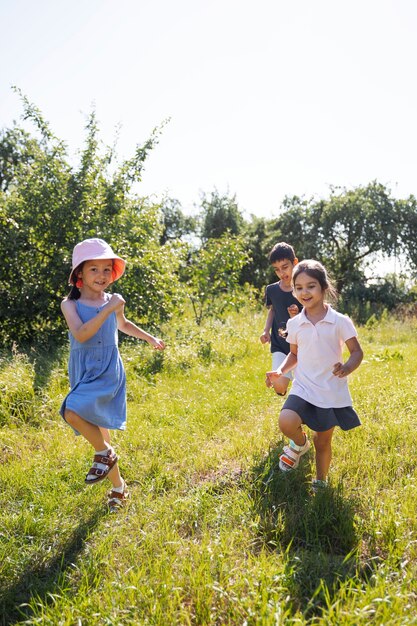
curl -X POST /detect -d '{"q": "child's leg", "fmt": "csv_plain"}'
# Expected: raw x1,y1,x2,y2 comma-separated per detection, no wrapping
65,410,122,487
107,463,123,488
99,427,111,446
278,409,310,471
313,428,335,481
65,409,108,450
100,427,123,489
279,409,305,446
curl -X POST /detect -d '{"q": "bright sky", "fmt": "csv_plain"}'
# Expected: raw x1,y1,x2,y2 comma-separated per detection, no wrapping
1,0,417,219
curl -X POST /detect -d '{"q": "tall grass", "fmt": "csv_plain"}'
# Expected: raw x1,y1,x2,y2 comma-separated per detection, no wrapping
1,308,417,624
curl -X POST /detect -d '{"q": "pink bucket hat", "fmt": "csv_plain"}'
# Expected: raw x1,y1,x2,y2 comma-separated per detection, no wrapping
69,238,126,285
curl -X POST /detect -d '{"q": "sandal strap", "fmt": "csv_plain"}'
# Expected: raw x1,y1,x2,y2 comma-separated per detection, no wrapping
108,490,129,501
280,454,298,469
87,466,108,478
93,452,116,466
288,436,307,452
108,489,129,508
282,446,300,462
85,451,118,484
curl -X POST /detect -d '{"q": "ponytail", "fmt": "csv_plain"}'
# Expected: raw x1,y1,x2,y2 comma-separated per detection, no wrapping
67,284,81,300
67,262,84,299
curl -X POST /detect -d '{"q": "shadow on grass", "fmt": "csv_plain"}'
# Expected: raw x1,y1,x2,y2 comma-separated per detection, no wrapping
0,507,104,626
251,446,359,619
28,341,67,393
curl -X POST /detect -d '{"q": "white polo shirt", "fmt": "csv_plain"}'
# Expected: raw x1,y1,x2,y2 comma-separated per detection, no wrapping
286,305,358,408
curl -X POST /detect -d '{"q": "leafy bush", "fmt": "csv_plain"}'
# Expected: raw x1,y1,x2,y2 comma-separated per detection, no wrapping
184,233,251,325
2,94,416,349
339,274,416,323
0,94,185,347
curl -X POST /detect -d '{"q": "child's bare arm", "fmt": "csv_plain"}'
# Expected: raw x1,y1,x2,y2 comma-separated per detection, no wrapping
61,294,125,343
260,307,274,344
333,337,363,378
116,309,165,350
266,345,298,384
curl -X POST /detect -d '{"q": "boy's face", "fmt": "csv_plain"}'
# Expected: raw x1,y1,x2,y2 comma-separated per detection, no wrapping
271,258,298,287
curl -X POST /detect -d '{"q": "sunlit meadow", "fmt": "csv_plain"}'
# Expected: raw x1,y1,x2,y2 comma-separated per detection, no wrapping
1,307,416,625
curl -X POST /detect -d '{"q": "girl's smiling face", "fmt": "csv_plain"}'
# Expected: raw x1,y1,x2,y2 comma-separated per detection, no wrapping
78,259,113,291
293,271,325,311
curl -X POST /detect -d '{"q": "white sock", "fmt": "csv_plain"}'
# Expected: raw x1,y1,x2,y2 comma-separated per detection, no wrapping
112,479,125,494
96,446,112,456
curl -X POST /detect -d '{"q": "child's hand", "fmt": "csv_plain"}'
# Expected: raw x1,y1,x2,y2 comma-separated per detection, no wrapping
150,337,165,351
266,370,281,387
332,362,350,378
287,304,299,318
260,331,271,344
108,293,126,312
266,369,288,395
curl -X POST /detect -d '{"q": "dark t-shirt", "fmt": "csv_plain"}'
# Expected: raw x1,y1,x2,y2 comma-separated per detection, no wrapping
265,282,302,354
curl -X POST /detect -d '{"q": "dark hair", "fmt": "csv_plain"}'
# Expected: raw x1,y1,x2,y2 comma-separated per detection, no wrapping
269,242,296,264
67,262,84,300
292,259,338,301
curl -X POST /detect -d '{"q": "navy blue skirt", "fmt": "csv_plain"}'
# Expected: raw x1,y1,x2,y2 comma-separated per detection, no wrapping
282,394,361,432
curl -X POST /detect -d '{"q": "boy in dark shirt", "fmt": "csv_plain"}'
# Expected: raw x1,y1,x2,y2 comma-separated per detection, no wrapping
260,242,301,395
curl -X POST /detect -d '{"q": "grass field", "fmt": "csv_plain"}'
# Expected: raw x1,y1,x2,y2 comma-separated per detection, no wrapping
1,308,417,625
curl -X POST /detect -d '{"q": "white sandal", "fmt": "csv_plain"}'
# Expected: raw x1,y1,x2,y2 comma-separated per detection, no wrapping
279,435,310,472
312,478,328,493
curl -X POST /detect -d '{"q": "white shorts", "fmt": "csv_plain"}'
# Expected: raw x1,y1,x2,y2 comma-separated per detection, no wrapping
272,351,292,380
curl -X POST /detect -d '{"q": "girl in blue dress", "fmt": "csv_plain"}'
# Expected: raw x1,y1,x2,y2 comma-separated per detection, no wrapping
60,238,165,509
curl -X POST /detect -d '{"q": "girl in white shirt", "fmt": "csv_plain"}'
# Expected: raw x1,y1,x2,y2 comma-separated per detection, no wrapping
266,260,363,491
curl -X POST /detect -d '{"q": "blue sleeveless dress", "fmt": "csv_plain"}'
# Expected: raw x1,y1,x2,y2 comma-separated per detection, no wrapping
60,297,127,434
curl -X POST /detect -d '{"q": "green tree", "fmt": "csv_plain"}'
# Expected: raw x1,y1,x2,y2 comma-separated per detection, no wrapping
0,127,40,193
0,96,73,345
158,197,197,244
105,201,188,327
200,190,244,240
0,93,182,346
185,233,250,325
239,215,275,290
272,182,409,292
396,195,417,273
